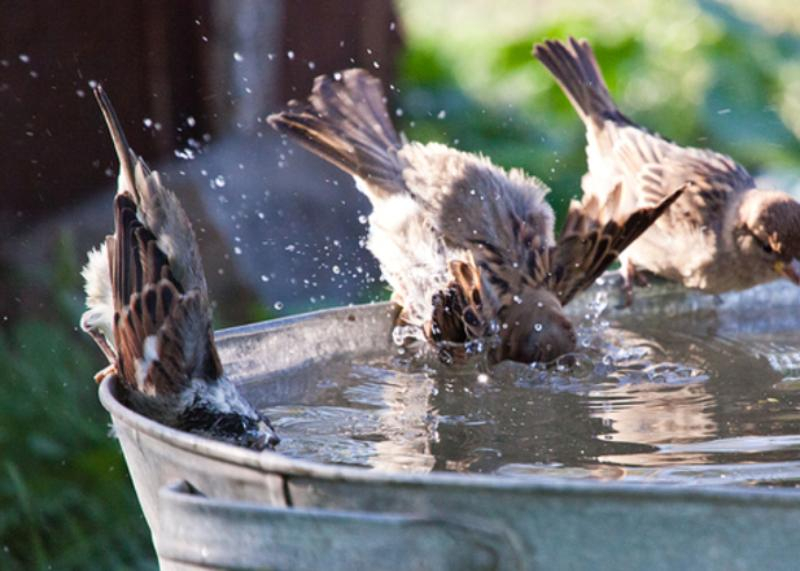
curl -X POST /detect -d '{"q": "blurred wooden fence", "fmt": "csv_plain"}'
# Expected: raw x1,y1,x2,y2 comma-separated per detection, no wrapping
0,0,400,232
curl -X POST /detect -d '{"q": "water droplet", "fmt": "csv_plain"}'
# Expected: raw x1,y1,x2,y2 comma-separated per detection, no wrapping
18,53,29,63
333,71,342,81
75,89,86,98
186,116,196,127
513,295,523,304
332,265,341,274
233,51,243,62
395,107,404,117
534,323,543,332
143,118,153,128
477,373,489,384
287,50,295,60
260,274,270,282
273,301,284,311
233,246,242,255
308,61,316,70
358,214,368,224
174,148,195,160
437,109,447,120
213,175,226,188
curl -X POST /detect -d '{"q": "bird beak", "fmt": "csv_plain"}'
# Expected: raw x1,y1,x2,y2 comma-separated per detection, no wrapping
258,419,281,450
775,259,800,285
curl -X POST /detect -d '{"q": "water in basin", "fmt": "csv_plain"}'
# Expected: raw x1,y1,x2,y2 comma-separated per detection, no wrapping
258,280,800,486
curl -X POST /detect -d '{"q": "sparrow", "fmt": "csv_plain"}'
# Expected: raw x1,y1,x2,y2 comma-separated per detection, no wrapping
80,86,279,450
268,69,681,364
534,37,800,298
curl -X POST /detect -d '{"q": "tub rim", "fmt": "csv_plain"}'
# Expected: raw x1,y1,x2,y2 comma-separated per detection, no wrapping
99,302,800,506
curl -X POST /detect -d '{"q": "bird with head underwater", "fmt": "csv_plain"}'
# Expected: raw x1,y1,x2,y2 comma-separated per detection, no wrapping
80,86,279,450
269,69,682,365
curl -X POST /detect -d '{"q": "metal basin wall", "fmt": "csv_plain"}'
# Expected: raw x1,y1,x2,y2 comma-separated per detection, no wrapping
100,302,800,570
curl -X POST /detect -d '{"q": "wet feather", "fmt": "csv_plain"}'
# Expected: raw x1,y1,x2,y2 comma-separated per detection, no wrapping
80,86,278,450
270,69,678,363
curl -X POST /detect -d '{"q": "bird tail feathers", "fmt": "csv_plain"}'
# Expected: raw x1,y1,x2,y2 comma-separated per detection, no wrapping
534,37,622,126
268,69,406,198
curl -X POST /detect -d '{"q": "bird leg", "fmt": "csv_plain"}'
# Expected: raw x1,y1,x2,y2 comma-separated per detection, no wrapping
620,257,648,307
84,326,118,383
85,326,116,363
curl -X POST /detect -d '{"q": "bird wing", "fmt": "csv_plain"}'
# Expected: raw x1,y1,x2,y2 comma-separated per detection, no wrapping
95,86,223,396
110,193,223,395
609,122,755,231
540,184,684,305
424,255,490,349
95,85,208,296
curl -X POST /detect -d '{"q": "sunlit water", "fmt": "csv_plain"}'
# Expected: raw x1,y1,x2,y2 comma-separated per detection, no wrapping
260,281,800,487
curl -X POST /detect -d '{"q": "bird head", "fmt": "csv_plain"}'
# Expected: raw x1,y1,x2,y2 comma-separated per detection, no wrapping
178,404,280,451
737,190,800,285
210,411,281,451
238,413,282,451
493,287,577,364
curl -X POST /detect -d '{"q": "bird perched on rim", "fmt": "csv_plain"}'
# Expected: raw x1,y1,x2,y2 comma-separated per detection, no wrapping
534,37,800,300
268,69,682,364
80,86,279,450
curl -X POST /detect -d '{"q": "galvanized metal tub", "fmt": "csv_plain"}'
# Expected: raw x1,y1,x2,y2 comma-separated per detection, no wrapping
100,299,800,570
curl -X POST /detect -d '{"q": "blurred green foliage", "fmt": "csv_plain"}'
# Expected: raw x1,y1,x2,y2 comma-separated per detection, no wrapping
0,236,156,570
395,0,800,221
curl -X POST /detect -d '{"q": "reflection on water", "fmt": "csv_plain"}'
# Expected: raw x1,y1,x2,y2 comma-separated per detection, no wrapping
261,282,800,487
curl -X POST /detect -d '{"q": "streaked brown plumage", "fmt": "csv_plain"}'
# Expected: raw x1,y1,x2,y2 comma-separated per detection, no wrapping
268,69,681,364
80,86,278,450
535,37,800,296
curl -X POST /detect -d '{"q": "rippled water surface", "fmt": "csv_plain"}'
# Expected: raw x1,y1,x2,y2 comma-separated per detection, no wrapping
259,282,800,486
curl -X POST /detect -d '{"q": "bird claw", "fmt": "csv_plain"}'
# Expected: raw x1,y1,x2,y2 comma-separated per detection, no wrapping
94,363,117,384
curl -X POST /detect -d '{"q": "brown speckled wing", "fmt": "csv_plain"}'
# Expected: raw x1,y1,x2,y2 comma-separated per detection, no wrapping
111,189,222,395
616,129,754,230
424,257,490,361
544,185,684,305
466,205,553,311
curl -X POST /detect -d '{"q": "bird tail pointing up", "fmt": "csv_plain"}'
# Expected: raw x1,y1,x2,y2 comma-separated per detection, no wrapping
534,38,624,127
268,69,406,198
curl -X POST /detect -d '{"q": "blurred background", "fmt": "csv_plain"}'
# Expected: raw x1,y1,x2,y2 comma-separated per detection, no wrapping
1,0,799,568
